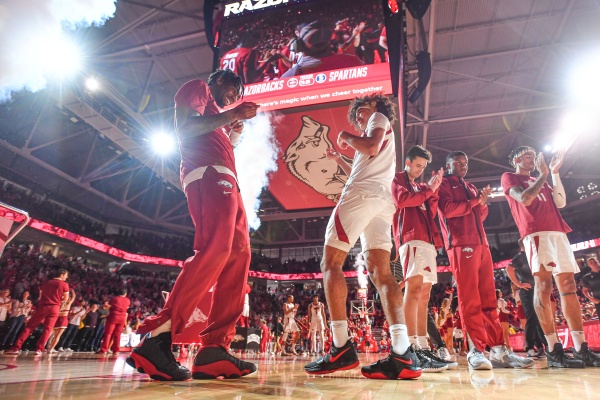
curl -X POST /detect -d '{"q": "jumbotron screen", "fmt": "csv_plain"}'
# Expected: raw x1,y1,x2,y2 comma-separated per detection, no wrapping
219,0,392,111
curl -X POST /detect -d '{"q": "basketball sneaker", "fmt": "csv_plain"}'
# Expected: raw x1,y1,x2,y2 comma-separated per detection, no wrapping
192,345,257,379
536,348,546,359
360,345,422,380
572,343,600,367
422,349,458,370
467,347,492,370
305,339,359,374
126,332,191,381
3,348,20,356
415,349,448,372
546,343,585,368
436,346,455,362
489,345,534,368
526,349,537,359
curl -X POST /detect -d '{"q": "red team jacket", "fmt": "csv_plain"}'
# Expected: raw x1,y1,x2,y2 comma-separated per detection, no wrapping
437,174,489,249
391,171,442,250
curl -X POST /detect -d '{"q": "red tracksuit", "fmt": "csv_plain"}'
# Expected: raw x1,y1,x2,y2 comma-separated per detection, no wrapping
101,295,130,353
137,80,251,349
11,278,69,352
438,174,503,351
260,324,269,353
391,170,443,249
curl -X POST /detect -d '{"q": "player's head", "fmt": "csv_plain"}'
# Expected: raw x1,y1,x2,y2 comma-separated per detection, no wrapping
207,69,244,108
56,268,69,280
287,294,294,302
588,257,599,271
348,93,396,131
118,288,127,296
239,32,261,48
312,294,319,303
445,151,468,178
294,22,307,37
405,145,432,180
496,289,502,299
508,145,536,171
297,21,333,58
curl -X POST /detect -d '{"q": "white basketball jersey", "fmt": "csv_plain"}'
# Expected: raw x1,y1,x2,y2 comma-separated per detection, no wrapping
345,112,395,201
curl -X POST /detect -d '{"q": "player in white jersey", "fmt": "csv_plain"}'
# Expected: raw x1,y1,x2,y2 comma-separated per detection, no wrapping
305,94,421,380
282,295,300,355
308,295,326,354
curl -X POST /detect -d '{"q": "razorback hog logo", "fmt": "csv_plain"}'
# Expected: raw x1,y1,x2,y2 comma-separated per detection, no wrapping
185,306,208,328
284,116,351,202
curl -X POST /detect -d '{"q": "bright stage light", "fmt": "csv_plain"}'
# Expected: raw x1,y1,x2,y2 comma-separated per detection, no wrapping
544,145,552,152
569,51,600,108
85,77,100,91
36,34,83,78
150,133,177,156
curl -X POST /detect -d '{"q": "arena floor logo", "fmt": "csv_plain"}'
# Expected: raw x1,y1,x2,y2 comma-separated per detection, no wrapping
0,363,18,371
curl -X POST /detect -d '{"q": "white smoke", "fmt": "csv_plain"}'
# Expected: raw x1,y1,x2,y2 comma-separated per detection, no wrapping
234,112,280,230
0,0,117,102
354,252,368,289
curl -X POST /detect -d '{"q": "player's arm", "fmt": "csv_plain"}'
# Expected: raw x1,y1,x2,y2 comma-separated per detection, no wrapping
549,150,566,208
324,148,352,176
338,127,385,157
438,181,480,218
506,265,531,289
321,306,326,321
379,34,387,50
582,287,599,304
175,103,258,140
507,153,550,206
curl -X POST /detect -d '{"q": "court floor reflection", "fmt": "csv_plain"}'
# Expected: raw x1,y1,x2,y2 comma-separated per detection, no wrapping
0,351,598,399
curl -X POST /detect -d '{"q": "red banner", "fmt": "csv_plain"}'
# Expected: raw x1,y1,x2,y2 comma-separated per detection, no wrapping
509,320,600,351
269,105,359,210
244,64,392,112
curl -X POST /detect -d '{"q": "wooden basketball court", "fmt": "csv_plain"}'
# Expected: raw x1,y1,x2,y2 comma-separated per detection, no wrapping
0,351,598,399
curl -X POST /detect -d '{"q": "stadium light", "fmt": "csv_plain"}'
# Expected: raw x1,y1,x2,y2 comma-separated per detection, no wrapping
32,33,83,79
85,77,100,92
569,51,600,109
150,132,177,156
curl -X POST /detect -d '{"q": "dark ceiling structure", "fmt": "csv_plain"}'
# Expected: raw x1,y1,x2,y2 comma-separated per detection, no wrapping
0,0,599,250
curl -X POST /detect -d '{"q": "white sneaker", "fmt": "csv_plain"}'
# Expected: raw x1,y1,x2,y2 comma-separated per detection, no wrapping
57,347,64,352
468,347,493,370
66,349,73,353
526,349,537,359
34,350,43,356
50,349,58,354
437,347,456,362
489,345,534,369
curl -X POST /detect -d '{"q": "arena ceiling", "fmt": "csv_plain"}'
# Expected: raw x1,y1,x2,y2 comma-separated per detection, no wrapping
1,0,599,247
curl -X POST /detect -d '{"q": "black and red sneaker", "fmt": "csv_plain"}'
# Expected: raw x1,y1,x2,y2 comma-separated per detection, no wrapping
126,332,191,381
192,346,257,379
304,339,359,374
361,345,422,380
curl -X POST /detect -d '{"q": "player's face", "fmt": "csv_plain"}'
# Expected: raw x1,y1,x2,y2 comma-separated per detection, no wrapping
288,296,294,303
588,258,599,271
213,82,242,108
447,155,468,178
405,156,428,180
355,106,375,131
312,297,318,304
516,151,536,171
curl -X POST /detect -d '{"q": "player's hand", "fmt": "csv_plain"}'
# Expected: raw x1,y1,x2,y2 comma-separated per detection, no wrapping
549,149,565,174
478,185,491,205
535,152,550,176
231,102,259,121
324,147,341,161
337,131,349,150
427,168,444,192
229,120,244,133
519,282,532,290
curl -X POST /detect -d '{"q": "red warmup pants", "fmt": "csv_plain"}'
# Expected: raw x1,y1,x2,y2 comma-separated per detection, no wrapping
138,168,251,348
101,321,125,353
12,305,59,351
448,245,503,352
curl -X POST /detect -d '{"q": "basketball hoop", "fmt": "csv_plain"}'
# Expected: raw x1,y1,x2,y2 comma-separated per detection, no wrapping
0,203,31,258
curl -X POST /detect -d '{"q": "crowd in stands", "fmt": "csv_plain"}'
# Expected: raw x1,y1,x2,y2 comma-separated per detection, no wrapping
1,234,598,354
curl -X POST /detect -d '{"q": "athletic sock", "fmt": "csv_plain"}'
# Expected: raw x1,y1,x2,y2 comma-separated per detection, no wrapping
417,335,430,351
149,320,171,338
571,331,585,352
545,333,558,350
390,324,410,355
409,335,418,347
331,320,349,348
